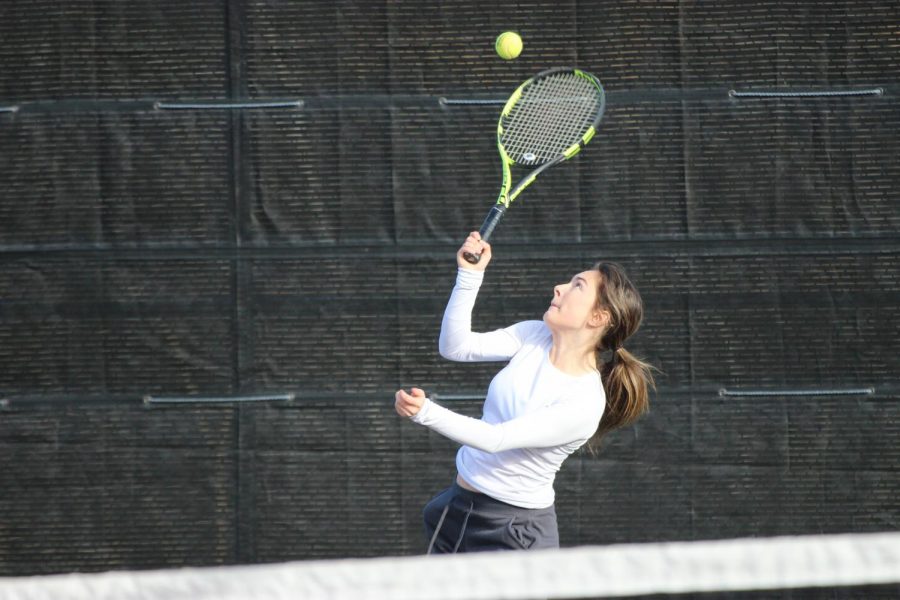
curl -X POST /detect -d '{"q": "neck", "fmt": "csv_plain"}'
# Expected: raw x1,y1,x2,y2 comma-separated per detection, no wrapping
548,330,599,375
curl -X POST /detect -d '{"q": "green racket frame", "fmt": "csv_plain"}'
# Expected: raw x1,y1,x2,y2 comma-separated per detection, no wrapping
465,67,605,263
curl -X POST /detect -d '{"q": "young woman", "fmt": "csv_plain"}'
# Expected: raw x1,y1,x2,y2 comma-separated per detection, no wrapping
395,231,655,553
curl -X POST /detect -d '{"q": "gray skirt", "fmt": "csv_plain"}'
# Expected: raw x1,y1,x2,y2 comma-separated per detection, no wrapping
423,481,560,553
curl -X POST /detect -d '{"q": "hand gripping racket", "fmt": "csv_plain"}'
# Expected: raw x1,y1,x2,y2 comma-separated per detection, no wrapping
463,67,606,264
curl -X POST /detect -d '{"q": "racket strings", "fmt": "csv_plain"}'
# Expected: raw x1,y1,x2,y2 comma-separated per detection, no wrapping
523,75,598,159
501,72,600,164
520,76,592,150
502,74,595,162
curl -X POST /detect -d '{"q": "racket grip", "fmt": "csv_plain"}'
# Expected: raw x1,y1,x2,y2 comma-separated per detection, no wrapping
463,205,507,264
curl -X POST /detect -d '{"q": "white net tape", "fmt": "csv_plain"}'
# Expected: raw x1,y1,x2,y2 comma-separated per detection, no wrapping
2,531,899,600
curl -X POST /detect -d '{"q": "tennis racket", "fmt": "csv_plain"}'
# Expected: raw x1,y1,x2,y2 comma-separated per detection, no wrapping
463,67,605,264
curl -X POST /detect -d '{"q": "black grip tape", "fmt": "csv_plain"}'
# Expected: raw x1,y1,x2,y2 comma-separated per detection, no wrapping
479,205,507,241
463,205,507,264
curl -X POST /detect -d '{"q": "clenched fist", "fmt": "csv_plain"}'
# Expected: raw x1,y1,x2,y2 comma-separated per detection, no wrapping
457,231,492,271
395,387,426,418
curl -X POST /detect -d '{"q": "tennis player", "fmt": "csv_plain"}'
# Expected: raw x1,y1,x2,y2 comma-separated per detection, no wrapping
395,231,655,553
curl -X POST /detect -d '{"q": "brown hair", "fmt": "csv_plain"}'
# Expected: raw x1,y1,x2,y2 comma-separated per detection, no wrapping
589,262,656,452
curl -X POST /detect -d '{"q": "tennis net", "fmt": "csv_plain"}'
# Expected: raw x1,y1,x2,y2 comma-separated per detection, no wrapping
2,531,899,600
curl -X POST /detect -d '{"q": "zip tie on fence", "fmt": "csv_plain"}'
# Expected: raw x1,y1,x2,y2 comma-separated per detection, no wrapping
729,88,884,99
143,393,296,405
154,100,304,111
718,387,875,397
0,105,20,113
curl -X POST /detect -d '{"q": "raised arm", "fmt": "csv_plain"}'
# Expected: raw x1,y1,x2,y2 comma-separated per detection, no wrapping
438,268,531,361
439,232,538,361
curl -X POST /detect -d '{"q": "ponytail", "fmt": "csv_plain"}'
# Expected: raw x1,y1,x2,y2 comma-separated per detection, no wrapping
590,347,655,452
587,262,657,453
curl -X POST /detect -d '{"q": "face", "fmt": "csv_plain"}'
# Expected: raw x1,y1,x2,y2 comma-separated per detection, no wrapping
543,270,607,332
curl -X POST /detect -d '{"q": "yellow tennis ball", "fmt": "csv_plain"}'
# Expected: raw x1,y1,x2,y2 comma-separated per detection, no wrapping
495,32,522,60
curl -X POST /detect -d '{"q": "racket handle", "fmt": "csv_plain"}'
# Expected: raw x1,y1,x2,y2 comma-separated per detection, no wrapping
463,205,507,264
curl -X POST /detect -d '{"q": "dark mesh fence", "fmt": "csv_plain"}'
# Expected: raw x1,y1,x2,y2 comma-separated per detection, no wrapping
1,2,898,597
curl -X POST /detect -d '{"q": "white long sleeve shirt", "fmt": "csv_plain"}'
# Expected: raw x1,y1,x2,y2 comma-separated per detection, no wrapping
411,268,606,509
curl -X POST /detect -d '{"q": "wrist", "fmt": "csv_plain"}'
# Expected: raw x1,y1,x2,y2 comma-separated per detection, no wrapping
455,267,484,289
410,397,432,423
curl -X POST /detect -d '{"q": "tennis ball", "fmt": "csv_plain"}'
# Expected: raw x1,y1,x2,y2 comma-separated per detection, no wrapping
495,31,523,60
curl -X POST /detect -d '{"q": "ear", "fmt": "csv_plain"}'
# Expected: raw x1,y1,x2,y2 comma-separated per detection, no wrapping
589,309,610,329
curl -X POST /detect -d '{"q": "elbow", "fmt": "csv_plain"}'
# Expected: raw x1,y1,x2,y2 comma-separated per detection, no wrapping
483,442,506,454
466,440,505,454
439,347,463,362
477,429,508,454
483,440,509,454
438,334,463,361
